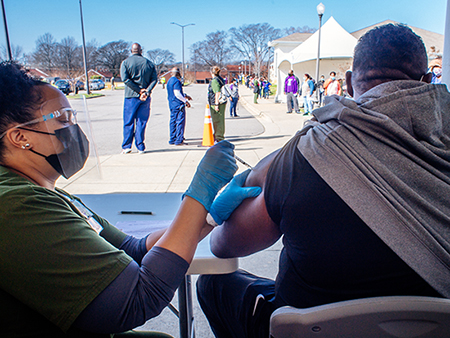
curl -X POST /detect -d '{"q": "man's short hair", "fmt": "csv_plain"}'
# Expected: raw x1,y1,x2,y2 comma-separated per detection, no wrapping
353,24,427,82
330,71,336,76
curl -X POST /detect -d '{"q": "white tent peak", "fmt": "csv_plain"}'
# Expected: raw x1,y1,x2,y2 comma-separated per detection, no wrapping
292,16,357,64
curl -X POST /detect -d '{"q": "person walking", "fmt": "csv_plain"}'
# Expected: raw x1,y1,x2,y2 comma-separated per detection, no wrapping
228,78,239,117
301,73,314,116
120,43,157,154
208,66,228,142
167,67,192,146
284,70,299,114
110,75,115,90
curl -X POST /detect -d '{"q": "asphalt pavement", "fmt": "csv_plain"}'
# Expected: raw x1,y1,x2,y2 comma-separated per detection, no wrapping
56,84,311,338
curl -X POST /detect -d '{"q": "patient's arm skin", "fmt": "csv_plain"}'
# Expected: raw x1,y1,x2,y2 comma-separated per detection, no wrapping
210,150,282,258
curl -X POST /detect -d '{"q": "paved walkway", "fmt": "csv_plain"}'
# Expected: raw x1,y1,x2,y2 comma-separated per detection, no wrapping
57,86,310,338
57,86,310,194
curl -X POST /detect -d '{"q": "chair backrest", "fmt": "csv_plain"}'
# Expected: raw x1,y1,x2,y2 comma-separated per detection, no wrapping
269,296,450,338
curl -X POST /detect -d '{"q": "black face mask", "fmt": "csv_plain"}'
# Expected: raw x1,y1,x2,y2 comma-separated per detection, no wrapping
22,124,90,179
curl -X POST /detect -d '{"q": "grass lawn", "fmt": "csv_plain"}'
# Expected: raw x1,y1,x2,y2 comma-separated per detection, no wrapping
68,93,104,99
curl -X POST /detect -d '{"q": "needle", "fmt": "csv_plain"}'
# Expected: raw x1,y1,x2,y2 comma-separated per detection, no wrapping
234,155,253,170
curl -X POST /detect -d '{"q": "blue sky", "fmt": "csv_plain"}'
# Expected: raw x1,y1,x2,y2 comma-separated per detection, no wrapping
1,0,447,62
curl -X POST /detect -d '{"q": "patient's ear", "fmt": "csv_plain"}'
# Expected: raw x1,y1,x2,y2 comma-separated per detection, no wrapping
420,72,432,84
345,71,353,97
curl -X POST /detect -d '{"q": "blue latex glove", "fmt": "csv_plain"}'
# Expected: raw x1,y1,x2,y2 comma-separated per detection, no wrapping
209,169,262,225
183,140,238,211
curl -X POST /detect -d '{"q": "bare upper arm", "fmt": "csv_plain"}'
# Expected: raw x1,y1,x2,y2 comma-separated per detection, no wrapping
210,150,282,258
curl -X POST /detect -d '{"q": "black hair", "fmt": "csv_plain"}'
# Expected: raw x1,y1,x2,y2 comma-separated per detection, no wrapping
0,61,46,159
353,24,427,84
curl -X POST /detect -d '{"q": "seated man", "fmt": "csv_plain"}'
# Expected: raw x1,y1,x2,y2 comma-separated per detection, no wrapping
197,23,450,338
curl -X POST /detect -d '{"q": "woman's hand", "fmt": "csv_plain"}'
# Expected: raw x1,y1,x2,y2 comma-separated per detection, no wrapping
209,169,261,225
183,141,237,211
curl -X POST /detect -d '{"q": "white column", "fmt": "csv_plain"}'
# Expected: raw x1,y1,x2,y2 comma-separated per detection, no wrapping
442,0,450,85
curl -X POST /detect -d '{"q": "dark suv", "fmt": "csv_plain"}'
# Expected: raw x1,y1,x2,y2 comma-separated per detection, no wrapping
55,79,71,95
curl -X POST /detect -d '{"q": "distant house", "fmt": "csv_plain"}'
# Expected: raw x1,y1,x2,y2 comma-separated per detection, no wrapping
185,65,247,84
351,20,444,59
28,68,49,80
77,69,107,83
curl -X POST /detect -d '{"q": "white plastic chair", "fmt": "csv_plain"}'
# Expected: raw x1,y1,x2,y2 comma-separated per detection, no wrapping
270,296,450,338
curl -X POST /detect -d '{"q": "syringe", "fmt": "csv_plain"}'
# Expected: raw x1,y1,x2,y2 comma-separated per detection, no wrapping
234,155,253,170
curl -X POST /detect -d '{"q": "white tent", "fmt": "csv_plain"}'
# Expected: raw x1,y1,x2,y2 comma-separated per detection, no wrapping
291,16,357,64
274,17,357,103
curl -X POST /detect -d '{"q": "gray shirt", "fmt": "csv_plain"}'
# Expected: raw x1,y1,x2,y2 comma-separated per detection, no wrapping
120,54,157,99
299,81,450,298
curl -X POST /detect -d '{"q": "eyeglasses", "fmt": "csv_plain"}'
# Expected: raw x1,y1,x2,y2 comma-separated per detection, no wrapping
0,108,77,140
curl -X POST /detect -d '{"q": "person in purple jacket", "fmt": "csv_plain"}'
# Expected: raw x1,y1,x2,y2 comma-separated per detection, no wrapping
284,70,299,114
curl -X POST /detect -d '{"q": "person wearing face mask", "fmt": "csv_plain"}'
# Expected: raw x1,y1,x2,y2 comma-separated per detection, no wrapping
197,24,446,338
0,62,261,337
429,57,442,84
228,78,240,117
167,67,192,146
323,71,341,96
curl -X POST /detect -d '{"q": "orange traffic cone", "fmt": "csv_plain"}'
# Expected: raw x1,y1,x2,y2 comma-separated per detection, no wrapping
202,104,214,147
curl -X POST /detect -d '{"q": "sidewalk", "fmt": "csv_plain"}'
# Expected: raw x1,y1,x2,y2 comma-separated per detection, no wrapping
58,86,310,194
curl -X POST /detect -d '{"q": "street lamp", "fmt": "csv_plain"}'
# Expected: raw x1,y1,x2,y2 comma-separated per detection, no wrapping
171,22,195,83
79,0,90,94
0,0,11,61
315,2,325,105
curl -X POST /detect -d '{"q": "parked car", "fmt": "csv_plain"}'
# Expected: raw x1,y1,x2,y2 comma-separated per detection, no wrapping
75,80,85,91
89,79,105,90
55,79,71,95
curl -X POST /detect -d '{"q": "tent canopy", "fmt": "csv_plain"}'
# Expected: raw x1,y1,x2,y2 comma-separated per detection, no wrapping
292,16,357,64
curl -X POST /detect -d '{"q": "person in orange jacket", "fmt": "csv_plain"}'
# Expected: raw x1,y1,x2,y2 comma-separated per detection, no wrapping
323,71,341,96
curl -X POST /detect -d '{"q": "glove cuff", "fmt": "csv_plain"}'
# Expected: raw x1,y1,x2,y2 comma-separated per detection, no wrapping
206,213,221,227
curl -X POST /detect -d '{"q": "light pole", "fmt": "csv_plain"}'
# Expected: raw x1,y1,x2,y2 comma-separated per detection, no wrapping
315,2,325,105
171,22,195,83
0,0,11,61
79,0,90,94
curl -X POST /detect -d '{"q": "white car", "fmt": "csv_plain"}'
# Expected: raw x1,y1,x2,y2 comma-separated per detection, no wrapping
89,79,105,90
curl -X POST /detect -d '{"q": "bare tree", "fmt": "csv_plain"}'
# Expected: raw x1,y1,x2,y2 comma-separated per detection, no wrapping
229,23,281,77
55,36,82,78
31,33,57,72
95,40,130,76
190,31,233,68
84,39,99,71
146,48,175,75
0,44,23,62
283,26,317,35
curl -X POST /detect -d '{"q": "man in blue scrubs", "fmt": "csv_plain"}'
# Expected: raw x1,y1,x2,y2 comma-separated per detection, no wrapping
167,67,192,146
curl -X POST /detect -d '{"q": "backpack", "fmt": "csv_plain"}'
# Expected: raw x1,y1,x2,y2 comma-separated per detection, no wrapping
208,76,228,105
311,78,317,91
